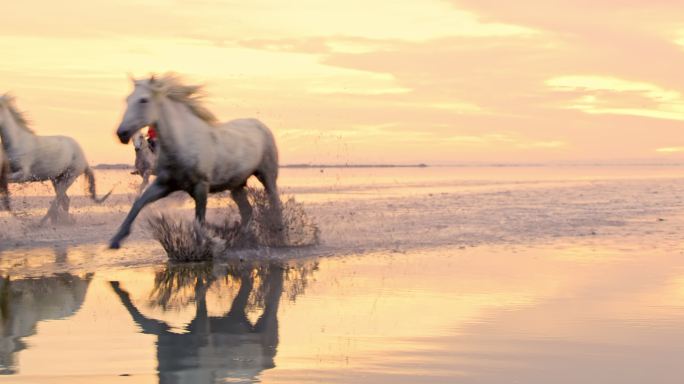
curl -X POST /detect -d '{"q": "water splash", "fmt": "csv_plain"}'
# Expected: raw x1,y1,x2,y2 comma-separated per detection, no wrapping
147,188,320,262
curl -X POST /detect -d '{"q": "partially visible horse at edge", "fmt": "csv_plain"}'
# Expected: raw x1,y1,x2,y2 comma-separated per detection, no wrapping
0,94,112,224
0,147,9,211
109,74,283,249
131,131,157,193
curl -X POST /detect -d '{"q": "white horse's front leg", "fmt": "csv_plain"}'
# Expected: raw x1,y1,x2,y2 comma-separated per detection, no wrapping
109,180,171,249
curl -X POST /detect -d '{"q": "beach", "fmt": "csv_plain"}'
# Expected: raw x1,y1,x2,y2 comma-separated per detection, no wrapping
1,165,684,383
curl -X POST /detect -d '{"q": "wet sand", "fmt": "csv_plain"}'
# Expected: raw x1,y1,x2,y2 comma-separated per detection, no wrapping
1,166,684,383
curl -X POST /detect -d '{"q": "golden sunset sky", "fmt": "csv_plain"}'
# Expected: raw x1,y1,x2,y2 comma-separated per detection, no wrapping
2,0,684,165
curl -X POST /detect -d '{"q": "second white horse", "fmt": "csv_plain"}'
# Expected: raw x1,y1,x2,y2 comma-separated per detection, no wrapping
0,94,112,223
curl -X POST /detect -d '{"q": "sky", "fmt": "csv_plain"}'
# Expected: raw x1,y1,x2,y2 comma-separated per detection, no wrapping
2,0,684,165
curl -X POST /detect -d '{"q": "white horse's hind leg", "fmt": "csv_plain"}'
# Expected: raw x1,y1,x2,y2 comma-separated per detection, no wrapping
255,171,285,243
41,173,77,225
230,187,253,228
56,174,78,223
190,181,209,223
40,199,60,225
261,175,283,216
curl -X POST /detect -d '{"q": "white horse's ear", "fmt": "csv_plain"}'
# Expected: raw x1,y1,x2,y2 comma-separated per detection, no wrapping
127,72,136,83
150,74,156,84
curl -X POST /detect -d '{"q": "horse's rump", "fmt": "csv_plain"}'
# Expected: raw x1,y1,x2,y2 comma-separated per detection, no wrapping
27,135,88,180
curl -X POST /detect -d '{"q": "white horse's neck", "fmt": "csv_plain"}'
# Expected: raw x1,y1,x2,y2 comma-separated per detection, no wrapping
156,98,212,157
0,107,34,152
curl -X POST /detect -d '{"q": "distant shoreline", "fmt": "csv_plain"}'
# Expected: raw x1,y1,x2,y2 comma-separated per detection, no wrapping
93,162,684,170
94,163,430,170
281,163,429,169
93,164,134,170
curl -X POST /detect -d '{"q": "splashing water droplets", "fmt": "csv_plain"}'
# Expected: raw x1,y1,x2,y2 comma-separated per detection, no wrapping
147,188,320,262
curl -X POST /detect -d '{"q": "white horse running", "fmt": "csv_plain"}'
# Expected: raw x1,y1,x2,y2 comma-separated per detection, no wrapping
109,74,283,249
0,94,112,224
131,131,157,193
0,147,9,210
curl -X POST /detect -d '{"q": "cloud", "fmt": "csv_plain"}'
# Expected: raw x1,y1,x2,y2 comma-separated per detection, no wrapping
656,147,684,153
3,0,536,42
547,75,684,121
4,0,684,163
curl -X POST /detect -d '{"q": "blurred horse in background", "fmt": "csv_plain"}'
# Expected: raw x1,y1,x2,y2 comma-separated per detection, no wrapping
0,94,112,224
131,131,157,193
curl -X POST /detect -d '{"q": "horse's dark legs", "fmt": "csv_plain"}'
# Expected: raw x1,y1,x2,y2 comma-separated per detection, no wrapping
257,173,282,214
0,158,9,211
109,180,171,249
42,173,77,225
190,181,209,223
40,198,60,225
230,186,253,229
57,173,77,216
40,178,63,225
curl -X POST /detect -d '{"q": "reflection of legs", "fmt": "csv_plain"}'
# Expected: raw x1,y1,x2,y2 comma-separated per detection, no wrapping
227,269,254,320
109,281,169,335
255,264,284,332
187,274,214,333
231,186,253,229
109,181,171,249
255,264,284,366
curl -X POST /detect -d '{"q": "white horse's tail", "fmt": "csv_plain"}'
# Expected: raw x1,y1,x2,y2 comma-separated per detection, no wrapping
84,167,113,204
0,157,9,211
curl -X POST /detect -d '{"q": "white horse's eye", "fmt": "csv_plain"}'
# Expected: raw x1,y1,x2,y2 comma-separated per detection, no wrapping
139,98,149,104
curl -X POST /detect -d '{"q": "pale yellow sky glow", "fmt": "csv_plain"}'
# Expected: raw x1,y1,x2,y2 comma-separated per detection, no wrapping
2,0,684,164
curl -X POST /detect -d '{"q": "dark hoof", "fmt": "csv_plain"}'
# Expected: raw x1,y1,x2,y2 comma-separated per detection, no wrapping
109,241,121,249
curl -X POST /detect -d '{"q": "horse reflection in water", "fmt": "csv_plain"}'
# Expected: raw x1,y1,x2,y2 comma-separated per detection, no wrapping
0,272,92,374
110,260,316,383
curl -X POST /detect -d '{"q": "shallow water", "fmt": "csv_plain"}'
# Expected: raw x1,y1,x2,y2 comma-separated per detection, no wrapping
1,243,684,383
2,165,684,382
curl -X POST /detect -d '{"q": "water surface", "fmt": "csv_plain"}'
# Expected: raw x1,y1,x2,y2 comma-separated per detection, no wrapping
2,242,684,383
2,165,684,382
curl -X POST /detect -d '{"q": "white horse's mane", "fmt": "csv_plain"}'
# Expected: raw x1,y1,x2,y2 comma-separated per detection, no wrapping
0,95,35,134
148,74,219,126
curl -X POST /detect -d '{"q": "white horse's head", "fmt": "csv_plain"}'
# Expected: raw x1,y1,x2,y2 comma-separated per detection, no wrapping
116,76,162,144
